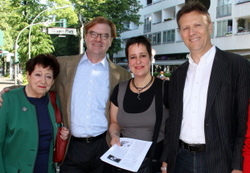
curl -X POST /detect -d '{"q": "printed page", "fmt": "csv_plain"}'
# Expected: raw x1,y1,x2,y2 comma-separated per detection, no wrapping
100,137,152,172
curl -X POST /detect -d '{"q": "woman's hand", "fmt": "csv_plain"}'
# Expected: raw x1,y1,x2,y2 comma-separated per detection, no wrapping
110,132,121,146
60,127,70,141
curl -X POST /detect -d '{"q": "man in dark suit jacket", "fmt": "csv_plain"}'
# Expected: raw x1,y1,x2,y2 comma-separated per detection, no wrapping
161,2,250,173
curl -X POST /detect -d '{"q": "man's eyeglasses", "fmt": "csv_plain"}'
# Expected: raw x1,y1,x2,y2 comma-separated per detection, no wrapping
88,31,110,40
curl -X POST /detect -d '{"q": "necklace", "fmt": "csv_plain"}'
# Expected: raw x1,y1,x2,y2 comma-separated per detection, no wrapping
132,76,154,100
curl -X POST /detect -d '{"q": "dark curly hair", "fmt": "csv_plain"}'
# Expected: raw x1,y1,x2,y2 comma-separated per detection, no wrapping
25,54,60,79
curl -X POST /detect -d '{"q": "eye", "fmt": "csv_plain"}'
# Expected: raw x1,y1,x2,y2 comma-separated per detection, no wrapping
90,31,97,37
182,27,188,30
35,73,41,77
129,56,135,59
101,34,109,39
46,75,53,79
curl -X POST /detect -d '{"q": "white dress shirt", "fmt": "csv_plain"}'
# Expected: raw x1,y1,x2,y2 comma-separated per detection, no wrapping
71,53,109,137
180,46,216,144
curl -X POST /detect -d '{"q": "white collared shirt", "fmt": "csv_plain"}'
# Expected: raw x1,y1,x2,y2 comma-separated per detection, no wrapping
71,53,109,137
180,46,216,144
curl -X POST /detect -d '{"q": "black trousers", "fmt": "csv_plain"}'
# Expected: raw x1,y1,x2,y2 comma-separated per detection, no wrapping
60,134,111,173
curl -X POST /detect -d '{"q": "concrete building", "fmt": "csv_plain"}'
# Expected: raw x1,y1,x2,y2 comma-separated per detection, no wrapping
113,0,250,73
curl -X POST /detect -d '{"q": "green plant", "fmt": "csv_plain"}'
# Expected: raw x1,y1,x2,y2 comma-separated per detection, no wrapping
237,18,245,32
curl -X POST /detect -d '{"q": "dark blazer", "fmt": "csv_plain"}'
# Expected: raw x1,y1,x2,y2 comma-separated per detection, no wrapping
162,47,250,173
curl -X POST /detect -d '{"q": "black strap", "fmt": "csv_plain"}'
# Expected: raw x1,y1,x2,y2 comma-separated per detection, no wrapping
149,79,164,159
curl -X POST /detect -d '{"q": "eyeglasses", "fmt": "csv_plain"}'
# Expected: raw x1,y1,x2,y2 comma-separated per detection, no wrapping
88,31,111,40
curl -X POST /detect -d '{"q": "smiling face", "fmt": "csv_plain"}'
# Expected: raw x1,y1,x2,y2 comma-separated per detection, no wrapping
26,64,54,98
128,43,151,78
84,23,113,63
179,11,212,57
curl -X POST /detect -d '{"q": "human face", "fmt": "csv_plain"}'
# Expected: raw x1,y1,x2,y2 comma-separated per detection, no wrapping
128,44,151,78
26,64,54,98
84,23,113,63
179,11,212,57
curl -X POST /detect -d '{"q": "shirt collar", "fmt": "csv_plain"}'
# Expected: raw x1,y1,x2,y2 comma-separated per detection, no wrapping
79,52,108,69
188,45,216,66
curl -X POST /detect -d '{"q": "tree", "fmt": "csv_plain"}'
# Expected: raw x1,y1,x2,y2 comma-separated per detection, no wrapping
70,0,142,61
4,0,78,65
0,0,15,75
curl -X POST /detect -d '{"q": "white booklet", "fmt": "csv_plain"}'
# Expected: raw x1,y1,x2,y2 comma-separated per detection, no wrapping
100,137,152,172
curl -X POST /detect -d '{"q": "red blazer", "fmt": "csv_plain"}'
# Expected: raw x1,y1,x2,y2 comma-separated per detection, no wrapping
243,100,250,172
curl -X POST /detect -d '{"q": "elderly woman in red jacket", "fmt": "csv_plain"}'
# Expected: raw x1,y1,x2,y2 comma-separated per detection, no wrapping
243,100,250,172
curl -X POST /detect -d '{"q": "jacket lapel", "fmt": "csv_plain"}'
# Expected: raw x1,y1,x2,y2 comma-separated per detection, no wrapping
177,61,189,108
205,47,227,116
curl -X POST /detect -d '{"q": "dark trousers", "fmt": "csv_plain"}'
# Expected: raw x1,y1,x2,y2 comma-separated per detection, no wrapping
60,134,111,173
173,146,207,173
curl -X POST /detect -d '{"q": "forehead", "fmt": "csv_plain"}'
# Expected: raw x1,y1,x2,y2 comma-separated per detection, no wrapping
33,64,52,72
88,23,111,34
179,11,208,25
128,43,147,52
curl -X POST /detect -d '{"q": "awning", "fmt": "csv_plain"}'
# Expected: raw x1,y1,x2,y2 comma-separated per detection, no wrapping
117,59,187,66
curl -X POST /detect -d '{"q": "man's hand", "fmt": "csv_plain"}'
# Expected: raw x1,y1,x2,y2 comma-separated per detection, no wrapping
161,162,167,173
0,88,10,107
231,170,242,173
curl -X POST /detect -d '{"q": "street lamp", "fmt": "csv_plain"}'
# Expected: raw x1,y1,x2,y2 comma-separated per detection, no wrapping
151,49,156,76
14,22,46,85
28,5,70,59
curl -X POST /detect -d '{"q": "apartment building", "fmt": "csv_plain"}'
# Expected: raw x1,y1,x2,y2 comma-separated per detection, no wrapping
113,0,250,73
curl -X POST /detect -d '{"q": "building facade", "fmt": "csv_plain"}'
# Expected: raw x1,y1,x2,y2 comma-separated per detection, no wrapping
113,0,250,73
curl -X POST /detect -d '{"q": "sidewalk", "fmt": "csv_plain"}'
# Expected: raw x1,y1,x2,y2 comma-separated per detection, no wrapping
0,75,15,91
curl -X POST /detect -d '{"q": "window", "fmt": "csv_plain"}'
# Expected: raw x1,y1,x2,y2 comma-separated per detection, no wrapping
147,0,152,5
144,16,151,33
217,0,232,17
148,32,161,45
163,29,175,43
217,19,232,36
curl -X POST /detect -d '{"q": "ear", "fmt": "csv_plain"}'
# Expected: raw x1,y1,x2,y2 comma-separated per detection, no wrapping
208,22,213,35
109,37,114,48
51,79,55,86
26,71,30,82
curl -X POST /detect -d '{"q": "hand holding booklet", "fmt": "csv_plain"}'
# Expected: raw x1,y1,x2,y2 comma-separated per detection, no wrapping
100,137,152,172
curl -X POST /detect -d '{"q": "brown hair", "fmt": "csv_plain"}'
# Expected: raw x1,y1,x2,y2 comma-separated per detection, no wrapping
26,54,60,79
125,36,152,61
84,16,117,38
177,1,211,29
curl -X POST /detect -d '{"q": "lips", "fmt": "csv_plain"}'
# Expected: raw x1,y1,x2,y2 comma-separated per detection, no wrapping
92,42,102,47
190,37,200,42
38,86,46,88
135,66,144,69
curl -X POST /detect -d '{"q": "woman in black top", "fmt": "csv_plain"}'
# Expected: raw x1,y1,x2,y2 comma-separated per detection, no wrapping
109,36,169,173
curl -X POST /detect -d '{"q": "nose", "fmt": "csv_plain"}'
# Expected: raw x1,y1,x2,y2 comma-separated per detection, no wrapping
136,57,141,64
41,76,46,84
95,34,102,41
189,27,196,35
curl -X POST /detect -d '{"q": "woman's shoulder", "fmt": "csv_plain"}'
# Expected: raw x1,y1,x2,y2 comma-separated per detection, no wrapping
3,87,24,97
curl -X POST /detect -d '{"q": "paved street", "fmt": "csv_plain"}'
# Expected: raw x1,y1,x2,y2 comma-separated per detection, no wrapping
0,75,15,91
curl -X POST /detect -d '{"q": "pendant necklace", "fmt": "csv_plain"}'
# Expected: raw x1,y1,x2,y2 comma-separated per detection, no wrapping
132,76,154,100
